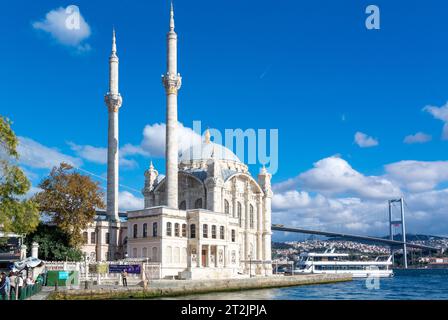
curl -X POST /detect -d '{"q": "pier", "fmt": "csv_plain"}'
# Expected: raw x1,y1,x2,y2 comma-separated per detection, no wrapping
48,274,352,300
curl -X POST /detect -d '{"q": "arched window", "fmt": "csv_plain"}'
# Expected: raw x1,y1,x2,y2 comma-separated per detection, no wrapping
91,232,96,244
152,247,158,261
132,248,137,258
174,223,180,237
153,222,158,237
166,246,172,263
203,224,208,238
174,247,180,263
250,204,254,229
220,226,225,240
143,223,148,237
190,224,196,238
182,224,187,237
142,247,148,258
231,229,236,242
166,222,172,236
211,225,217,239
179,200,186,210
224,200,230,214
237,202,242,227
133,224,138,238
105,232,110,244
83,232,88,244
194,198,203,209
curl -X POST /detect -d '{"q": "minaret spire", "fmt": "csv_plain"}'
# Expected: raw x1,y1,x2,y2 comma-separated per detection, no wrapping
170,1,175,31
105,27,122,222
162,2,182,209
111,28,117,54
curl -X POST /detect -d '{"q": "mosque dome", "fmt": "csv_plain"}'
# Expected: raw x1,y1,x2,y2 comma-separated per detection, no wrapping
179,142,241,163
178,130,241,163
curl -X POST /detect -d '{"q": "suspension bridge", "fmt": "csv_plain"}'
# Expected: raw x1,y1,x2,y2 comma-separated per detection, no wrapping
271,198,443,268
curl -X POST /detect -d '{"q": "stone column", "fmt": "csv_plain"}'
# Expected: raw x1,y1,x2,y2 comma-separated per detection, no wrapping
20,245,27,260
232,179,237,219
262,194,273,275
205,178,223,212
223,245,228,268
207,245,212,267
31,242,39,259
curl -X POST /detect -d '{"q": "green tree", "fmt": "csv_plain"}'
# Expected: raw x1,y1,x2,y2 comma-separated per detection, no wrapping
25,224,83,261
0,116,39,234
33,163,105,248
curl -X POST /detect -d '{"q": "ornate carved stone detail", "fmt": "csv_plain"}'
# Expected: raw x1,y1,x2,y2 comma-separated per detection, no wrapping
162,72,182,95
205,177,224,189
105,93,123,113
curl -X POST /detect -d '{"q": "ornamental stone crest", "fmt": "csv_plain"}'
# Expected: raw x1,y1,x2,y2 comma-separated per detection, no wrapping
105,93,123,113
162,71,182,95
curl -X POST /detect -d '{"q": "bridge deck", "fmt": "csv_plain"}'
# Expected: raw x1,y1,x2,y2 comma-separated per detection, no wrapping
271,225,439,251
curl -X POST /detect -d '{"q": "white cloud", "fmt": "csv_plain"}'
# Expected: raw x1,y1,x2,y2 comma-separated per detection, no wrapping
423,102,448,140
68,142,106,164
32,6,91,52
404,132,432,144
66,122,202,169
272,157,448,238
385,160,448,192
272,191,388,235
139,122,202,157
18,137,82,169
354,131,379,148
296,156,401,199
68,142,138,169
119,191,144,211
121,144,150,158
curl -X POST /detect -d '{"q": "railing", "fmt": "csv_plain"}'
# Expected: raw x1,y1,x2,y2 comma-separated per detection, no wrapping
0,283,42,301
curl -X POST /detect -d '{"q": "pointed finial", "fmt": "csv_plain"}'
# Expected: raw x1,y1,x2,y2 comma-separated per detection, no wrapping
111,27,117,54
260,165,267,174
170,1,175,31
149,160,154,170
204,129,211,144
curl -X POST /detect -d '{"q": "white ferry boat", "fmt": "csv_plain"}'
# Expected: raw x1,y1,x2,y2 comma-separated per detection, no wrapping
294,249,393,278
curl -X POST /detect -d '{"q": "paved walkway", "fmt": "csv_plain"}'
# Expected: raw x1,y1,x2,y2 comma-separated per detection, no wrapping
27,287,54,300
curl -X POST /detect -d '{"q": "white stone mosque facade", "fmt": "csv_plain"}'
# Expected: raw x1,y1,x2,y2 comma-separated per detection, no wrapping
80,4,273,280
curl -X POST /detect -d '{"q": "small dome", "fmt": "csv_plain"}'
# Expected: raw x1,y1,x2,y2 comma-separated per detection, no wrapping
179,142,241,163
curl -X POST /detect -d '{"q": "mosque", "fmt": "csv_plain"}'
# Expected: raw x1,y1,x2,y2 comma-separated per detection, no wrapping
80,4,273,280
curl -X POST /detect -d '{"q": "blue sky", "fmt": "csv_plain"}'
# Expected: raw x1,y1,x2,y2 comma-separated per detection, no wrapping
2,0,448,238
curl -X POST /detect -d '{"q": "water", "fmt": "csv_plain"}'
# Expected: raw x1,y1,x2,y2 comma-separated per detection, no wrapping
166,269,448,300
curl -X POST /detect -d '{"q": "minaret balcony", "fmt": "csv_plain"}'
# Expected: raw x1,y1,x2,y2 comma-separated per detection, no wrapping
104,93,123,113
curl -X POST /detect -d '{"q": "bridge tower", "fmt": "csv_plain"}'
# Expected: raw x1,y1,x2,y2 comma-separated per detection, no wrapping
388,198,408,269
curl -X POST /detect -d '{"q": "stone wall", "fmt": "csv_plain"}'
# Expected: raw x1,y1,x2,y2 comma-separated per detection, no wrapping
49,274,352,300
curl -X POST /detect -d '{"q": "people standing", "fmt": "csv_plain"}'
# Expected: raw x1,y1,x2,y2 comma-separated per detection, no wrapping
9,272,16,300
121,270,128,287
0,272,7,300
15,274,24,299
4,273,10,299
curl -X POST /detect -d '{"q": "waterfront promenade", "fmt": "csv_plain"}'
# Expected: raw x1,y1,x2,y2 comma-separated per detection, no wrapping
48,274,352,300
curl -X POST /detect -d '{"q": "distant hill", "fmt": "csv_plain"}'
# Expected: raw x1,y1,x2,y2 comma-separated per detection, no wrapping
273,234,447,246
381,234,448,241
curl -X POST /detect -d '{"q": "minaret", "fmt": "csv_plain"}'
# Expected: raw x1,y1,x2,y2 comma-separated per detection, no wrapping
142,161,159,208
162,2,182,209
105,29,122,222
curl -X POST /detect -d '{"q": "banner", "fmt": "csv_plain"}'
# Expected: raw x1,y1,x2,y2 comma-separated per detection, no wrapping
108,264,141,274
